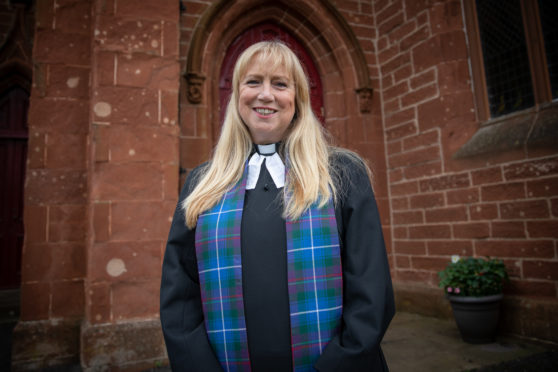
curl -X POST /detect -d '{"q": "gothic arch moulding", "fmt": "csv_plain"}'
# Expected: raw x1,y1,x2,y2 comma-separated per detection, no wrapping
183,0,376,147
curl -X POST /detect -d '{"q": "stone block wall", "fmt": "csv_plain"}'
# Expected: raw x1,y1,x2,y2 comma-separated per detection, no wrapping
13,0,91,368
14,0,181,370
374,0,557,342
84,0,180,368
10,0,558,369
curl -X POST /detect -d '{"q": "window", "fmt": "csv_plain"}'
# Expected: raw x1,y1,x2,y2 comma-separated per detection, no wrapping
464,0,557,121
455,0,558,158
538,0,558,99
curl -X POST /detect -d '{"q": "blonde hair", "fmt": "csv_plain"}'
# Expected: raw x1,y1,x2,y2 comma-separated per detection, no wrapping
183,41,338,228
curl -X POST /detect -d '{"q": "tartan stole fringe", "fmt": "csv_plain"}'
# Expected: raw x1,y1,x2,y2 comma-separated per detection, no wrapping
195,166,343,372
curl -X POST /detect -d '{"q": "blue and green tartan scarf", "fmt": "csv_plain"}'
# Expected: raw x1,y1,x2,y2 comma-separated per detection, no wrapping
194,163,343,372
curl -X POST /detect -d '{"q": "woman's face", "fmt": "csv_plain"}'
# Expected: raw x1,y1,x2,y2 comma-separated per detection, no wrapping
238,58,296,144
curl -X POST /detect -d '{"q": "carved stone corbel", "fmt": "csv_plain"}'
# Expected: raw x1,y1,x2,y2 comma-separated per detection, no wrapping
185,72,205,104
355,87,373,113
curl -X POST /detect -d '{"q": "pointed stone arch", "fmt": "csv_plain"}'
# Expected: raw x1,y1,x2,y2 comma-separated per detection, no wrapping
181,0,376,152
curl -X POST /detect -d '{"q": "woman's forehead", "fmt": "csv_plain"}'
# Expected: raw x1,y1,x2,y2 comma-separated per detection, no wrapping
243,54,292,78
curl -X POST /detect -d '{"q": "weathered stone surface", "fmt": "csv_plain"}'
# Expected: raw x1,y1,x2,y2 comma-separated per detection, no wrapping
501,298,558,343
93,202,110,242
110,201,175,241
34,30,91,65
54,0,92,35
394,282,453,319
92,162,163,201
19,282,50,321
112,280,160,320
160,89,179,124
81,320,166,370
116,53,179,90
454,112,533,158
48,204,87,242
163,163,179,200
94,16,162,55
25,169,87,204
93,86,158,125
46,65,90,99
26,131,47,168
527,105,558,149
106,124,178,163
45,133,87,170
162,20,179,57
87,282,111,324
11,319,81,371
51,280,85,318
117,0,178,21
28,98,89,134
23,205,47,243
88,241,162,282
22,242,86,281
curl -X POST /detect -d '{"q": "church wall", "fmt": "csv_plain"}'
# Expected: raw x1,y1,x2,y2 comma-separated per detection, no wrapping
10,0,558,369
13,0,180,369
375,0,558,342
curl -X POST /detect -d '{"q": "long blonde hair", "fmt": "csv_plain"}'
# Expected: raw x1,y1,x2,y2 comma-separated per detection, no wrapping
184,41,337,228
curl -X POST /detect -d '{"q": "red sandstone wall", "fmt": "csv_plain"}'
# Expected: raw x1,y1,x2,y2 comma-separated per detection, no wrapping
88,0,179,325
13,0,92,368
15,0,180,369
22,0,91,323
375,0,557,340
12,0,558,368
85,0,180,367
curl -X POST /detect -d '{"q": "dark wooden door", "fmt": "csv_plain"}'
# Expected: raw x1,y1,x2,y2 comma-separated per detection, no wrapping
219,22,324,132
0,86,28,289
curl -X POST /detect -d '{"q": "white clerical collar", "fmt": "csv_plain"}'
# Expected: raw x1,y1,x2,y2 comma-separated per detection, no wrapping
246,145,285,190
256,143,277,155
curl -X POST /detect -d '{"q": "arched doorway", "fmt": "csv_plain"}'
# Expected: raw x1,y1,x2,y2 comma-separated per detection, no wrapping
218,22,324,129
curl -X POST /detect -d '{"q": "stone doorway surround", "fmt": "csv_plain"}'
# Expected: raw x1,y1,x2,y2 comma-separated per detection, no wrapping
179,0,386,199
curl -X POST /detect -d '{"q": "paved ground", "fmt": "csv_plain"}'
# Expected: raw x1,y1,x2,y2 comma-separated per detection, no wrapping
1,296,556,371
382,312,556,372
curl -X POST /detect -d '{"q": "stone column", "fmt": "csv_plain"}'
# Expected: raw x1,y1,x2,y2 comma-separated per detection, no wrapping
12,0,92,370
12,0,180,370
82,0,180,370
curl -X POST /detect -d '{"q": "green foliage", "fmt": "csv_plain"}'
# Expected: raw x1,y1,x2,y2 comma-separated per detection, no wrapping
438,256,509,297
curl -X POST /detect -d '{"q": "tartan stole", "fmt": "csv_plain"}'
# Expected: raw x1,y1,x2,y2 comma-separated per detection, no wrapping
195,165,343,372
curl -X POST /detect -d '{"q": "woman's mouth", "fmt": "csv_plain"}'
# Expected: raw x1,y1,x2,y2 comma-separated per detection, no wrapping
254,107,277,116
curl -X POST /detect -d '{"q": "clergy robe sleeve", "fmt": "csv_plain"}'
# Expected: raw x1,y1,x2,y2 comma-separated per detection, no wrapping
160,166,223,372
315,154,396,372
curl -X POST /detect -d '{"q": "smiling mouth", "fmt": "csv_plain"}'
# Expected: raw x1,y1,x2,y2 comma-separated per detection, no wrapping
254,108,277,115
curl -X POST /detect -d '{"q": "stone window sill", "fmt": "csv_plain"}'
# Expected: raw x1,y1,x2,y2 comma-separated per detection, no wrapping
454,102,558,159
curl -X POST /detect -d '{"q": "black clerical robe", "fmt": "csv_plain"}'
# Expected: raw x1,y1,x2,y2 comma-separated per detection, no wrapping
160,151,395,371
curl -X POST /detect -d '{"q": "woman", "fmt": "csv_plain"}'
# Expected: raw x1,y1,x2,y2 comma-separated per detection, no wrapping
160,41,395,372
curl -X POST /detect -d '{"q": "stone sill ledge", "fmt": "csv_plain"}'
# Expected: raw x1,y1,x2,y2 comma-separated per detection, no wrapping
454,102,558,159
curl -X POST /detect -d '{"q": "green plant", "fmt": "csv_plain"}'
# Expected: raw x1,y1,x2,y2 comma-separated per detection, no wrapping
438,256,509,297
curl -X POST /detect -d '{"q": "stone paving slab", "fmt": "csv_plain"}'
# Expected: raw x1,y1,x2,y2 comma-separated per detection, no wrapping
2,309,555,371
382,312,549,372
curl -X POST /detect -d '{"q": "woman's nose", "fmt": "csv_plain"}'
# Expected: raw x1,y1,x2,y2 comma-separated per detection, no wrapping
257,82,273,101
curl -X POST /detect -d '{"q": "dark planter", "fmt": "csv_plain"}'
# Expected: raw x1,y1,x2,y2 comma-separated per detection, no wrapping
447,293,503,344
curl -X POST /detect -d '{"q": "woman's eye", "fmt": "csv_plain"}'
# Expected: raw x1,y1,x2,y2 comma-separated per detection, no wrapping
274,81,288,88
245,79,259,85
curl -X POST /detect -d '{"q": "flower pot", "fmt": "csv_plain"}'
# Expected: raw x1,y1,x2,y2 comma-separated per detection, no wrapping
447,293,503,344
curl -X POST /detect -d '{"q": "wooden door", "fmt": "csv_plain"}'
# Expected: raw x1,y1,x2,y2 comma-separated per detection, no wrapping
219,22,324,131
0,86,28,289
